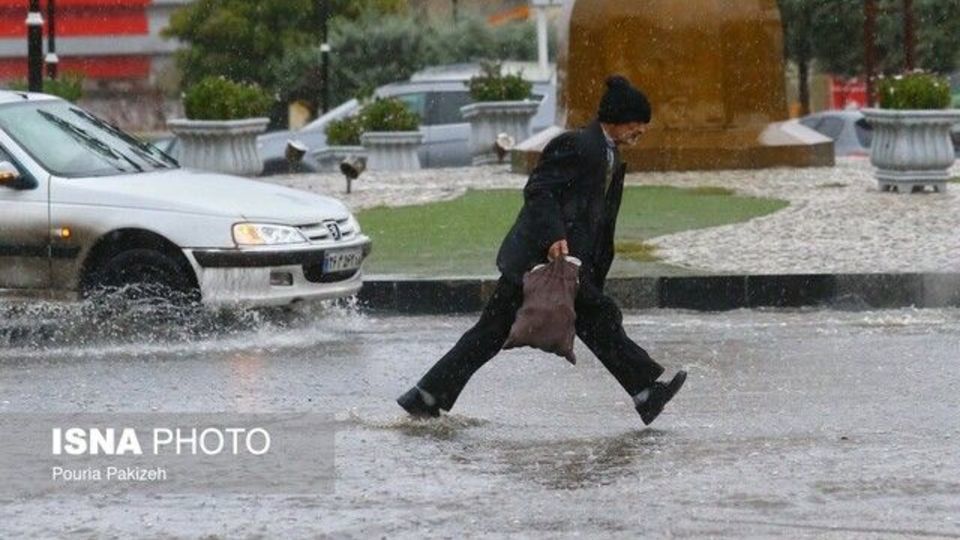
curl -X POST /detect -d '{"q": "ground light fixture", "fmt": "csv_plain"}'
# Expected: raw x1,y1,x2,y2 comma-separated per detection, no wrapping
285,139,308,172
494,132,516,164
340,155,367,194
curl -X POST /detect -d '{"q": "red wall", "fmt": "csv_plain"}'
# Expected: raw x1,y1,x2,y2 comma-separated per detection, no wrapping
830,77,868,110
0,0,149,37
0,0,150,80
0,55,149,79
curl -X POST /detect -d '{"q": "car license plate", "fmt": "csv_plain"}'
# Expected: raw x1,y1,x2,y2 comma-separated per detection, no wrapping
323,248,363,273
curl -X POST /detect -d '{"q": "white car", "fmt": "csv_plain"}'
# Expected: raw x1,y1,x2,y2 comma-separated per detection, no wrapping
0,91,371,307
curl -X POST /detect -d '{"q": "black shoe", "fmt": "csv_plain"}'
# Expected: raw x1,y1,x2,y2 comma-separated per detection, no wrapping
397,387,441,418
634,371,687,426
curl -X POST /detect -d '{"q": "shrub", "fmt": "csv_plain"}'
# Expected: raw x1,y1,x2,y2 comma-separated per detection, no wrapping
183,76,273,120
324,14,436,106
325,115,363,146
466,61,533,102
429,17,540,67
8,73,84,102
877,72,952,110
359,98,420,132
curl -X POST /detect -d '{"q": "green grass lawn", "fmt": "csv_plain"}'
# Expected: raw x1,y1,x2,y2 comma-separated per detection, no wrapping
357,186,788,277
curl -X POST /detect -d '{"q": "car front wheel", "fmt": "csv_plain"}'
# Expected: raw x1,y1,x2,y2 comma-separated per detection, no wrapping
84,248,199,305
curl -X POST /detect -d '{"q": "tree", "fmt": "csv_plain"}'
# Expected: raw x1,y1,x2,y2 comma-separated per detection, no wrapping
163,0,408,89
779,0,816,115
778,0,960,112
273,13,541,110
894,0,960,74
779,0,863,114
331,0,407,20
164,0,314,88
805,1,863,77
820,0,960,76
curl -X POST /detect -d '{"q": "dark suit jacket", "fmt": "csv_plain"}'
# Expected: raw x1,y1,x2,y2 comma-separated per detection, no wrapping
497,120,626,290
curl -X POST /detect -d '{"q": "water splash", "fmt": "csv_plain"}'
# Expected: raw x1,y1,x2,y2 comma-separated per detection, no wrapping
0,291,370,359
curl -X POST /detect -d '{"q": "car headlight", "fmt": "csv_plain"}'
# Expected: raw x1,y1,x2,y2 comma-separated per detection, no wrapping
232,223,308,246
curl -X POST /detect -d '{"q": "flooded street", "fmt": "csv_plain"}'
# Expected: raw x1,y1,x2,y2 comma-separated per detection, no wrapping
1,304,959,538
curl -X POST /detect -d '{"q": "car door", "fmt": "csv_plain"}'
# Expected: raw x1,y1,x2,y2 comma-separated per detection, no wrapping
0,141,49,291
423,91,473,167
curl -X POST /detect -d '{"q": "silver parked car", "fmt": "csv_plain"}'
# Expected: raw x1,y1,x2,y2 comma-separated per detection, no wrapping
257,62,557,174
0,91,371,307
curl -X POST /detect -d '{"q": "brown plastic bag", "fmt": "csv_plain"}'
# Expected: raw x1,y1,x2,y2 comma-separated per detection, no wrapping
502,256,581,364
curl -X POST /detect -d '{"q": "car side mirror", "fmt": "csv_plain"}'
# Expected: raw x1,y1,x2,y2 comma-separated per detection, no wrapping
0,161,35,190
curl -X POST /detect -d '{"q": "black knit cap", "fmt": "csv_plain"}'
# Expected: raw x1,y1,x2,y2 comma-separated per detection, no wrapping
598,75,652,125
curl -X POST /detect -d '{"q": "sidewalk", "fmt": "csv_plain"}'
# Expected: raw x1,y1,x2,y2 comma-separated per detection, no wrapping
265,159,960,311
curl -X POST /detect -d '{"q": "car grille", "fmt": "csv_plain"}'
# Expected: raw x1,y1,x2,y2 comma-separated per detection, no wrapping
303,264,359,284
298,218,355,243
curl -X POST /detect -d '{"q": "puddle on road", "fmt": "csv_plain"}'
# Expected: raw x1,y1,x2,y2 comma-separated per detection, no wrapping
344,409,492,440
490,429,669,490
0,296,371,359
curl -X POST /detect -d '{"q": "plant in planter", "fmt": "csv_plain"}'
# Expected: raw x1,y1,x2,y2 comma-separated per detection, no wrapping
167,76,273,176
318,115,367,173
460,61,538,165
10,72,85,102
863,72,960,194
358,98,423,171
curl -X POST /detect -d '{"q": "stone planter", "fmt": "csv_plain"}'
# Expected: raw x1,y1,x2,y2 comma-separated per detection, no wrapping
167,117,269,177
315,146,367,173
360,131,424,171
461,101,540,165
862,108,960,193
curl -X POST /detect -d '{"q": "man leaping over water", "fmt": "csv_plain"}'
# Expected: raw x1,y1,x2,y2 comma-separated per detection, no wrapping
398,76,686,425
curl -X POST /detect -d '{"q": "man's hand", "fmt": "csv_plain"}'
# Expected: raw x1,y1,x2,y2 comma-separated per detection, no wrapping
547,239,569,262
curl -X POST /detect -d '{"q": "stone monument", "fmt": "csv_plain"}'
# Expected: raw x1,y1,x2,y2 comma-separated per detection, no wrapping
514,0,834,172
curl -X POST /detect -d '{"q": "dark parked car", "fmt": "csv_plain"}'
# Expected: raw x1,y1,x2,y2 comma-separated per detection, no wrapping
796,110,873,157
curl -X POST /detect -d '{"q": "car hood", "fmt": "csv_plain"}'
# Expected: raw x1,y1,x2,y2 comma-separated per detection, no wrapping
52,168,351,224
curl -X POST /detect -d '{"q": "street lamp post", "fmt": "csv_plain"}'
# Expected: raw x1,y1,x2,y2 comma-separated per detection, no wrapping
531,0,560,75
46,0,58,79
903,0,915,71
316,0,331,114
864,0,878,107
26,0,44,92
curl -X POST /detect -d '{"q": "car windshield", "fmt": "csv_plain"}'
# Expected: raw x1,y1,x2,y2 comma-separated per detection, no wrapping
301,99,359,132
0,100,178,177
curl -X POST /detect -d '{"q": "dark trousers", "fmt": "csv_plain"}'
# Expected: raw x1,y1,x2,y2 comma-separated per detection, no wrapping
416,276,665,411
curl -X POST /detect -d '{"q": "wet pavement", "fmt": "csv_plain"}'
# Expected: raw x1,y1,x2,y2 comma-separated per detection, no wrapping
1,303,959,538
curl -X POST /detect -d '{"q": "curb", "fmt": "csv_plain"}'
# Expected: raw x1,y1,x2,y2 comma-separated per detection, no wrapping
358,273,960,314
